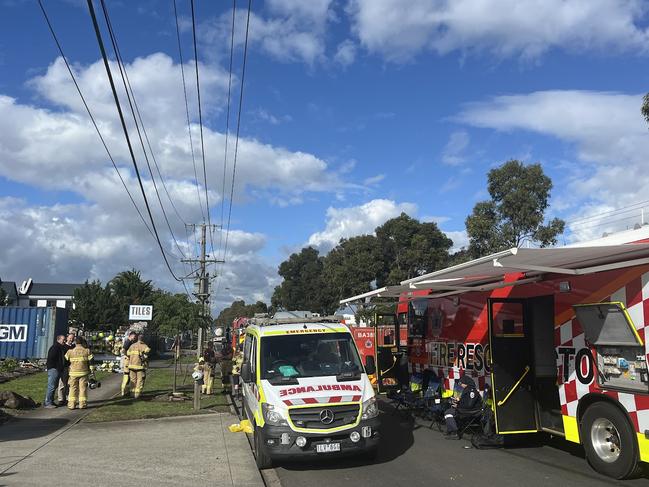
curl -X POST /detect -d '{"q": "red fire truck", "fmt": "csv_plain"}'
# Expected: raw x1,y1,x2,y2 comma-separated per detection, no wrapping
341,230,649,479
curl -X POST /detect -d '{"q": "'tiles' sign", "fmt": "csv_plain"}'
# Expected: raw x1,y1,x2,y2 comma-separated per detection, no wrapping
129,305,153,321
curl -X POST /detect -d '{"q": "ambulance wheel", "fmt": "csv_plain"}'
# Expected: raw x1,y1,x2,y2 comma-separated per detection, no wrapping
581,402,640,479
253,425,273,470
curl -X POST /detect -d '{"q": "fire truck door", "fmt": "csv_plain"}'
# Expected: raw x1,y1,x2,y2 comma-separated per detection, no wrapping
489,299,539,434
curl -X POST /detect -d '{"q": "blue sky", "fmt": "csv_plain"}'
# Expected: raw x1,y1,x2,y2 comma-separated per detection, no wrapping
1,0,649,310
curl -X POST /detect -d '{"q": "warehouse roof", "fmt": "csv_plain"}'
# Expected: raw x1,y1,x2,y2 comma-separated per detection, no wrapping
22,282,82,297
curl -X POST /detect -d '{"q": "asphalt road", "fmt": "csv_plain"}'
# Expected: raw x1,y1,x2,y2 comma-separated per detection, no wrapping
272,400,649,487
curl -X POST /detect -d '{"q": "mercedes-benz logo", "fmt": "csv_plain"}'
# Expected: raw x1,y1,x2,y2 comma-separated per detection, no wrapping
319,409,334,425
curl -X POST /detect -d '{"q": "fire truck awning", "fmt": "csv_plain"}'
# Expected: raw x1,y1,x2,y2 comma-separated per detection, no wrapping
339,243,649,304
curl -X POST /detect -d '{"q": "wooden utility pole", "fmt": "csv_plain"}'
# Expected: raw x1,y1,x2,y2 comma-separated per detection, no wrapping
182,223,223,410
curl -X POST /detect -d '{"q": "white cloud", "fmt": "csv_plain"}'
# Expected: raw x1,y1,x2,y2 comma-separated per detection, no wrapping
455,89,649,242
441,130,470,165
1,54,348,202
456,90,649,167
421,215,451,225
0,53,350,305
348,0,649,62
250,107,292,125
307,199,418,250
0,195,278,314
363,174,385,186
334,40,357,66
200,1,335,65
445,230,469,252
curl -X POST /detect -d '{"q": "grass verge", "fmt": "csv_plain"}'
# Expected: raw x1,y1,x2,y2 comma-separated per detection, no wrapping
83,366,229,423
0,370,111,403
165,354,201,365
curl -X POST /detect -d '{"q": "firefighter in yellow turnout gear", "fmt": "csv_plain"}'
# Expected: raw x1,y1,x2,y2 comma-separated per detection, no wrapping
202,342,217,395
127,334,150,399
220,343,233,394
64,337,93,410
121,353,130,397
120,331,137,397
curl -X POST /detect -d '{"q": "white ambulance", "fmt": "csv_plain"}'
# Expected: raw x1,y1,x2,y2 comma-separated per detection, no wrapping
240,317,380,469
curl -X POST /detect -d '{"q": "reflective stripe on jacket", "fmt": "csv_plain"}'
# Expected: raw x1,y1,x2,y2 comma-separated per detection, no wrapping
127,342,150,370
65,346,93,377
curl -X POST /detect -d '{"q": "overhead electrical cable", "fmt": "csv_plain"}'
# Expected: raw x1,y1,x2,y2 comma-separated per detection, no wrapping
216,0,252,295
86,0,182,281
222,0,252,263
173,0,205,224
567,214,646,232
219,0,237,254
37,0,155,241
565,199,649,226
189,0,215,256
98,0,188,264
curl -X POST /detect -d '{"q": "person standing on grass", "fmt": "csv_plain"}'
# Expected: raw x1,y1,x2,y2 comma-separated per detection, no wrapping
57,332,75,405
120,330,137,397
220,342,233,394
64,336,93,410
202,341,217,395
127,334,150,399
44,335,66,409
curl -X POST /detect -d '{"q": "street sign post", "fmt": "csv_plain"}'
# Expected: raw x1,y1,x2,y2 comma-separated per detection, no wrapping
129,305,153,321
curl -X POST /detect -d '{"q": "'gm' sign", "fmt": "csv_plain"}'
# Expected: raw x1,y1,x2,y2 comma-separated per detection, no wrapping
0,324,28,342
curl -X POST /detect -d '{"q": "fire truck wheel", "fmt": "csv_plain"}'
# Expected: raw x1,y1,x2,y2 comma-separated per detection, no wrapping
581,402,640,479
253,425,273,470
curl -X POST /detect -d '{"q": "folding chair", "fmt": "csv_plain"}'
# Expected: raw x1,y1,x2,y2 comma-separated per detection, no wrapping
455,403,485,438
391,374,423,416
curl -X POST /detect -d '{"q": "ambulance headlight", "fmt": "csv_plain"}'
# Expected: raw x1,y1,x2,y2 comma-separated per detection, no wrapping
262,403,288,426
361,397,378,420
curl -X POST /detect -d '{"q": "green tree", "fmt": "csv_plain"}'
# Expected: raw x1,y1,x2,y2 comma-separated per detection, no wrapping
108,269,154,322
321,235,383,314
70,280,121,330
215,300,268,328
642,93,649,126
375,213,453,285
151,291,203,337
271,247,327,314
0,280,7,306
465,160,565,258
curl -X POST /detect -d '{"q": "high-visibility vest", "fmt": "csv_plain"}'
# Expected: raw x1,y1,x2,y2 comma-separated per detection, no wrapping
65,346,93,377
127,342,150,370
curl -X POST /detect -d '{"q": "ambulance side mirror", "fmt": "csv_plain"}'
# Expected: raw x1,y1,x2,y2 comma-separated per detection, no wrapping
365,355,376,375
241,363,252,383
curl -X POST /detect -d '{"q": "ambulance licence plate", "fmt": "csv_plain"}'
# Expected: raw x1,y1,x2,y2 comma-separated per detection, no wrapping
316,442,340,453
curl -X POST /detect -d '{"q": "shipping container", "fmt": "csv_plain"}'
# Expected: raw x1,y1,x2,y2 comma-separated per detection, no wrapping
0,307,69,360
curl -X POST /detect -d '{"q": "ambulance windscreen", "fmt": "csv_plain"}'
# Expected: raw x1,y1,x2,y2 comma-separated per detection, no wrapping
260,332,363,382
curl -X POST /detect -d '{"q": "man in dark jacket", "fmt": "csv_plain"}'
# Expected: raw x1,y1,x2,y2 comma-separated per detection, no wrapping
44,335,66,408
57,333,75,405
444,375,482,439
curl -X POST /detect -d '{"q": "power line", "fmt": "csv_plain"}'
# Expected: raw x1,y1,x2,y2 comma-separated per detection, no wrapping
37,0,154,242
189,0,213,238
215,0,252,298
568,213,645,233
86,0,182,281
565,199,649,225
219,0,237,254
173,0,205,224
98,0,188,263
222,0,252,263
